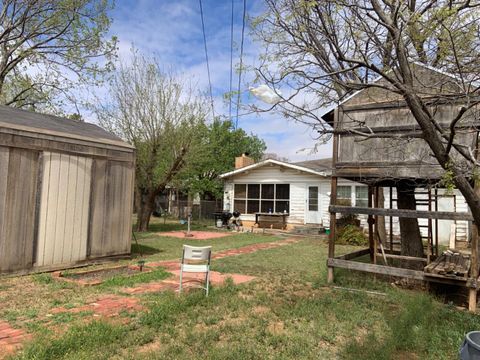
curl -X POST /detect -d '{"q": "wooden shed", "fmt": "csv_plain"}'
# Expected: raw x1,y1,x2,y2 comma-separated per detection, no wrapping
322,64,480,311
0,105,135,274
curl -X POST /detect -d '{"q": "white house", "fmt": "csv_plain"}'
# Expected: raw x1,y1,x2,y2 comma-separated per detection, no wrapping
219,155,367,229
220,155,470,245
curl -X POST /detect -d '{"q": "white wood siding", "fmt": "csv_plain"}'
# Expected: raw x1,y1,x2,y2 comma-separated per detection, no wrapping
222,164,364,226
36,152,92,267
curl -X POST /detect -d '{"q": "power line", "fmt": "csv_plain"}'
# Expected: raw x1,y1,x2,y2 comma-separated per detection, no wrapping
199,0,215,120
229,0,234,123
235,0,246,129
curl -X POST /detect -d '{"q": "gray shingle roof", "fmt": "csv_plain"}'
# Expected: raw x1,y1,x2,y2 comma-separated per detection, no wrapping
0,105,130,147
293,158,332,172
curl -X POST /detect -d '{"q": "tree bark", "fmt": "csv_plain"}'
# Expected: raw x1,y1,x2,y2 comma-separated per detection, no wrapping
376,188,387,244
397,182,424,258
136,189,155,232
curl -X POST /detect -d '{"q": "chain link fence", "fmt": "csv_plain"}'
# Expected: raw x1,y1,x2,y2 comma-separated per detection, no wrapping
154,199,223,221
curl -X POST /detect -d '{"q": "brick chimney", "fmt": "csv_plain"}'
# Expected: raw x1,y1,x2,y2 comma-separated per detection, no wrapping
235,153,254,169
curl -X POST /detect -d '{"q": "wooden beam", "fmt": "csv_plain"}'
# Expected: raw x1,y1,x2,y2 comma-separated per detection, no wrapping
336,248,370,260
377,252,428,263
329,205,473,221
368,186,374,263
327,258,426,281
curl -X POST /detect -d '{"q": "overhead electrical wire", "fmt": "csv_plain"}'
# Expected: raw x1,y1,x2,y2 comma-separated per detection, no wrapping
235,0,246,129
229,0,234,123
199,0,215,121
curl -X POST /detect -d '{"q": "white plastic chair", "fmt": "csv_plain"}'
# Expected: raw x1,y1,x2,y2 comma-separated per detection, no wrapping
179,245,212,296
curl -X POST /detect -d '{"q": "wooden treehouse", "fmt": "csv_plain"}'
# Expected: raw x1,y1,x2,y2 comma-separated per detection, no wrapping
322,64,480,311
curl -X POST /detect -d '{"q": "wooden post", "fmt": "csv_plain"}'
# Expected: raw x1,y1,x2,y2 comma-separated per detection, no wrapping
469,222,478,312
427,186,433,264
368,186,375,263
327,107,340,284
389,186,393,251
328,176,338,283
469,137,480,312
434,188,439,257
373,187,379,264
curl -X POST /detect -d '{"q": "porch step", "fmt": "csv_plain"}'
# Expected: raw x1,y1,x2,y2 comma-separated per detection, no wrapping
292,225,326,235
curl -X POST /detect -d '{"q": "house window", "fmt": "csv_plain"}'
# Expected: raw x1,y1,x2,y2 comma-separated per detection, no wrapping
355,186,369,207
233,184,290,214
308,186,318,211
336,186,352,206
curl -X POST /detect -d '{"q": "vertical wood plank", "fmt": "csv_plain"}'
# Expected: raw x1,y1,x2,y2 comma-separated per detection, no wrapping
78,157,92,260
35,152,51,266
0,147,10,270
1,148,38,272
52,154,69,264
64,155,78,263
42,152,61,266
89,159,107,257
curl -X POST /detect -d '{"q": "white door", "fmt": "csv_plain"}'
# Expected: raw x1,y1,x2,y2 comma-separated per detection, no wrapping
306,186,322,224
434,196,455,245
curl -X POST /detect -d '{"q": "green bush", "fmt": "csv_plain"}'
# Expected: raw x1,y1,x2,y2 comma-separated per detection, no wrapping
336,224,368,246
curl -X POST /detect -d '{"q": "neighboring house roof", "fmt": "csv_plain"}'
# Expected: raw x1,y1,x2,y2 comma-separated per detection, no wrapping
219,158,331,179
0,105,133,148
293,158,332,173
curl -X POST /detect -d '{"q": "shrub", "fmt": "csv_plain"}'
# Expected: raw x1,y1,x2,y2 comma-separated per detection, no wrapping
336,224,368,246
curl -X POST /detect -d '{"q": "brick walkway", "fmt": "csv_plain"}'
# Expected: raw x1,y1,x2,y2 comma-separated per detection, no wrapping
0,321,31,359
2,237,300,357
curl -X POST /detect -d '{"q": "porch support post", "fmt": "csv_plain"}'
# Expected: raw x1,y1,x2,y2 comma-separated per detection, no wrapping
469,138,480,312
327,176,338,284
368,186,375,263
469,221,478,312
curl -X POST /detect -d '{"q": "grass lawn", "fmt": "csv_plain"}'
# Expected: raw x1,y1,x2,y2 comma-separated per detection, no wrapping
1,218,480,359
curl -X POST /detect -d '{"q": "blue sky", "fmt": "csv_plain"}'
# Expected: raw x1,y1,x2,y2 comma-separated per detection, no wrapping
106,0,332,161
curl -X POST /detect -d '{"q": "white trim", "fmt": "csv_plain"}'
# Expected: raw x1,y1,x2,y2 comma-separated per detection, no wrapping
219,159,328,179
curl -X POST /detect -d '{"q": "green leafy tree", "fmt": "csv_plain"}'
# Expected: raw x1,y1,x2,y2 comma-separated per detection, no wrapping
95,52,208,231
179,120,266,199
0,0,116,111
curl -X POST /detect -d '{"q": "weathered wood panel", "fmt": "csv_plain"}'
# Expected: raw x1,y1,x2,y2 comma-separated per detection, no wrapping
35,153,92,267
0,130,134,162
0,148,39,272
329,205,473,221
89,160,133,257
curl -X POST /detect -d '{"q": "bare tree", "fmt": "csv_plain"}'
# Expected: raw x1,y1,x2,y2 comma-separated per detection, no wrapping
0,0,116,111
253,0,480,257
95,52,208,231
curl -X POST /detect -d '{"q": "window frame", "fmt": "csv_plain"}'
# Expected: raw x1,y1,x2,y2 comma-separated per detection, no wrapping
233,183,290,214
336,185,352,206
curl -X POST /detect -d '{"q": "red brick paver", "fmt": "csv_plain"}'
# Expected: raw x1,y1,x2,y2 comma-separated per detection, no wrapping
160,231,233,240
49,295,142,318
0,321,31,359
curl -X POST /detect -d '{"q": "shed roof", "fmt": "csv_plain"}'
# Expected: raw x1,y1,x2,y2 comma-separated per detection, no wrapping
0,105,133,149
219,158,331,179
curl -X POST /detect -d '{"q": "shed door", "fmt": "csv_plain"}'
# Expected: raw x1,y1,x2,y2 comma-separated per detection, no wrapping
306,186,321,224
35,152,92,267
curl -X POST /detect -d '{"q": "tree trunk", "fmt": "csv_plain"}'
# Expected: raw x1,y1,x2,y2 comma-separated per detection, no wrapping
136,190,155,232
376,188,387,244
397,183,424,258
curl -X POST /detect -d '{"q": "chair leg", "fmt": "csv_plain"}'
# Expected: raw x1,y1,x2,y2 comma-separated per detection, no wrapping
205,270,210,296
179,268,183,294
